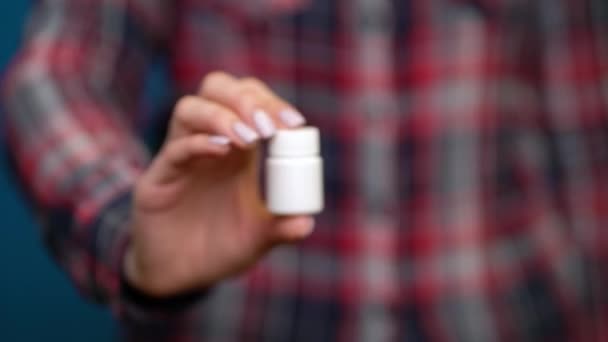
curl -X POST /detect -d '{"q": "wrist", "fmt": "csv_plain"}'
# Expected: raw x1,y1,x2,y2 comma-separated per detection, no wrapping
123,246,177,298
121,247,209,311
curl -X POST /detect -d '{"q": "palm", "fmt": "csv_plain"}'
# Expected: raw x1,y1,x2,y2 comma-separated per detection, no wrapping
132,147,272,292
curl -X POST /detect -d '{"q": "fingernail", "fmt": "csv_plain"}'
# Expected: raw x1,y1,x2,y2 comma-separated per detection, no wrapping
279,109,306,128
233,122,260,144
208,135,231,146
253,110,276,138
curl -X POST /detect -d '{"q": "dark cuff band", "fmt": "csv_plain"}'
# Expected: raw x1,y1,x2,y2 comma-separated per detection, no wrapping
120,272,210,313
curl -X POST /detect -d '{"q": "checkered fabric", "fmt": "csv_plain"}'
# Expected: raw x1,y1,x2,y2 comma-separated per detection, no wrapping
4,0,608,340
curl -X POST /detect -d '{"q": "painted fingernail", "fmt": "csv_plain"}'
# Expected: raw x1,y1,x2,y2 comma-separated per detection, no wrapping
279,109,306,128
208,135,231,146
253,110,276,138
233,122,259,144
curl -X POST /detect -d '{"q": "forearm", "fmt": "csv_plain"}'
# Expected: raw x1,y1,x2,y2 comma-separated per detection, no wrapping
2,0,149,306
1,2,208,331
3,62,144,304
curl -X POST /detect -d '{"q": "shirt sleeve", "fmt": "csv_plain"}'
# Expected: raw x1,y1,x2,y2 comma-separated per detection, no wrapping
1,0,193,320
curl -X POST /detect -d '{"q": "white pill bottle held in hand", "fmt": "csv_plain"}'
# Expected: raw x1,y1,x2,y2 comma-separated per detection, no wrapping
266,127,324,215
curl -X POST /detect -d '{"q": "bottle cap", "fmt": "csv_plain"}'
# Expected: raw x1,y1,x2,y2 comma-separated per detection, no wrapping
268,126,320,157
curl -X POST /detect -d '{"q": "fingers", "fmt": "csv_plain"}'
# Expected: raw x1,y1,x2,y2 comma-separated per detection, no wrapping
268,215,316,245
170,96,260,148
169,71,306,152
199,72,306,138
147,134,231,184
240,77,306,128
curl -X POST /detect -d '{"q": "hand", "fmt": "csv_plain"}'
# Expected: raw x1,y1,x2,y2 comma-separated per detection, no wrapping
124,72,312,297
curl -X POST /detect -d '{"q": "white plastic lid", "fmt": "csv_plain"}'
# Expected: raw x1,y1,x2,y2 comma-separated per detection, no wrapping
268,126,320,157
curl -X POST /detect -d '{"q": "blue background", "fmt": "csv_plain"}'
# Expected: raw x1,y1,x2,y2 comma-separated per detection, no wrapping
0,2,117,341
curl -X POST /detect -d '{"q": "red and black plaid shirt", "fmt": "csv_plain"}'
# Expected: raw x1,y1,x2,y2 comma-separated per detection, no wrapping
5,0,608,340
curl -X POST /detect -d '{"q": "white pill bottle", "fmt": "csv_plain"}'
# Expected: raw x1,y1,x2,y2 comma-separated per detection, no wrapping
266,127,324,215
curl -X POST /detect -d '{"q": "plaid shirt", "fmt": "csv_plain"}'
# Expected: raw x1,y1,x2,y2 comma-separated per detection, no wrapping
4,0,608,340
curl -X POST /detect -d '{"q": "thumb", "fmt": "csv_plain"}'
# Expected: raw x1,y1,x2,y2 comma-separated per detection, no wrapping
269,215,315,245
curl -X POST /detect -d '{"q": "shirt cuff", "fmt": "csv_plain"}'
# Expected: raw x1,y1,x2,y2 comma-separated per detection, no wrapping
120,271,209,313
96,191,209,330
